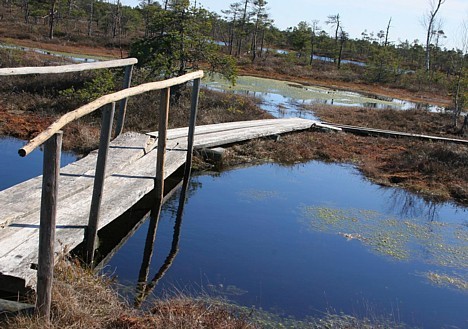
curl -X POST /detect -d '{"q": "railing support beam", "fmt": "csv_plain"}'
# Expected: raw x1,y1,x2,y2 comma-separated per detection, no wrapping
85,103,115,266
185,78,201,178
115,64,134,137
155,88,170,200
36,131,62,320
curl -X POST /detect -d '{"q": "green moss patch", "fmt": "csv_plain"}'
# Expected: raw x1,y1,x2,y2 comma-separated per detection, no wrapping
238,188,282,201
424,272,468,291
301,206,468,268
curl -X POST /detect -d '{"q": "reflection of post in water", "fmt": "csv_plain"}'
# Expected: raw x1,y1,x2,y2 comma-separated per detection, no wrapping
134,170,191,307
135,78,200,307
136,197,163,294
135,87,171,294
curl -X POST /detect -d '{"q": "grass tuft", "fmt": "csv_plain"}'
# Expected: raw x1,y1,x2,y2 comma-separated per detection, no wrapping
1,259,257,329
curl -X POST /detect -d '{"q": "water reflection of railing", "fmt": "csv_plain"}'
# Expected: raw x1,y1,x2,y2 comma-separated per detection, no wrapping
134,167,191,307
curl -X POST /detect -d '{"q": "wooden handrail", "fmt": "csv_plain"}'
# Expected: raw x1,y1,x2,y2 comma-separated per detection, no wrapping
19,70,204,157
0,58,138,76
5,58,204,318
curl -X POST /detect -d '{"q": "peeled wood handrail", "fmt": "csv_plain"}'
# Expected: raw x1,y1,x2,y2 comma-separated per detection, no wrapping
0,58,138,76
19,70,204,157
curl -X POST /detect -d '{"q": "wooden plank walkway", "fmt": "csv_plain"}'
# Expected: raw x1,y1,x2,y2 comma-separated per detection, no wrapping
323,122,468,145
0,118,322,294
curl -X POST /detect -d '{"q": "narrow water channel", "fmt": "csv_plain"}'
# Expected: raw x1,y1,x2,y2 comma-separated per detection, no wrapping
0,137,77,191
204,75,444,118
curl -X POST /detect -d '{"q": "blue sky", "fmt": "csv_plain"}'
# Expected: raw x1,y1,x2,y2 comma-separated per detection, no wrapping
121,0,467,49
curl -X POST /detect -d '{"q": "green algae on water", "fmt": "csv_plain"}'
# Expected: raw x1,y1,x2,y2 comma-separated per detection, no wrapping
424,272,468,291
238,188,282,201
300,205,468,268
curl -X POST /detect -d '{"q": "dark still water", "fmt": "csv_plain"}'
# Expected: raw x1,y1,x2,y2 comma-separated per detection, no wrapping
0,137,77,191
106,162,467,329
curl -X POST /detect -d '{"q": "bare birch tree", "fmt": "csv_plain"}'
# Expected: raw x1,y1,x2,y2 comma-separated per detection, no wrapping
423,0,445,71
452,21,468,133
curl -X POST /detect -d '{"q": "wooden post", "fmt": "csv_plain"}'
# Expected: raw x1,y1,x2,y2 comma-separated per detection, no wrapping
36,132,62,320
86,103,115,265
155,88,170,200
185,78,201,178
115,64,134,137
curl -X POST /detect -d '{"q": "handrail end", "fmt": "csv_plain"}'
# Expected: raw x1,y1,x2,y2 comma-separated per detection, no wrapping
18,148,27,157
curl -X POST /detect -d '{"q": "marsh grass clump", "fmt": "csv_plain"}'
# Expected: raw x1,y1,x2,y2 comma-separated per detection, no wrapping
2,259,128,329
0,258,416,329
381,142,468,202
310,105,465,138
1,259,258,329
220,126,468,206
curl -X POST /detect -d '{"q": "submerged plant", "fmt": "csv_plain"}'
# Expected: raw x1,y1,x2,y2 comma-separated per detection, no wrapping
238,188,282,201
424,271,468,291
301,206,468,273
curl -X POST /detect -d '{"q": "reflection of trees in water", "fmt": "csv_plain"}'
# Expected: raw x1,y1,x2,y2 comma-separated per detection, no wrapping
385,188,440,222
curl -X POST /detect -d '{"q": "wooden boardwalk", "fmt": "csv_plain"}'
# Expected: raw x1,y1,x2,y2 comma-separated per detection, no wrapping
323,122,468,145
0,118,323,294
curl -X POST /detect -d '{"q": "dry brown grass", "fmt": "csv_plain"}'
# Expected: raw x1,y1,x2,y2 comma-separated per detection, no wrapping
113,298,257,329
0,258,405,329
240,56,451,108
3,259,127,329
220,130,468,206
124,87,271,136
311,105,466,138
1,259,257,329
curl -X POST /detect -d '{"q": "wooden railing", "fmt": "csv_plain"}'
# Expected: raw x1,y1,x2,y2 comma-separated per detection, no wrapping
2,59,203,320
0,58,137,138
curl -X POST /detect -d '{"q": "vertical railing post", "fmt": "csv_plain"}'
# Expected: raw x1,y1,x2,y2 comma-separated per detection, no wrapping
86,102,115,266
155,88,170,200
36,131,62,320
115,64,134,137
185,78,201,178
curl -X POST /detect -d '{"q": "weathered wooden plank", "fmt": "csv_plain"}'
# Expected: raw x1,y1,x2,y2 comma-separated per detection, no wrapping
0,58,138,76
0,299,34,314
325,122,468,144
147,118,309,140
0,141,186,290
190,120,315,149
115,64,135,137
0,132,154,229
2,119,313,234
155,88,170,200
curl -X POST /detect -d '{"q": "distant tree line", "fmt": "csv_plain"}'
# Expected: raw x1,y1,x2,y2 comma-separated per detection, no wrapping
0,0,466,132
